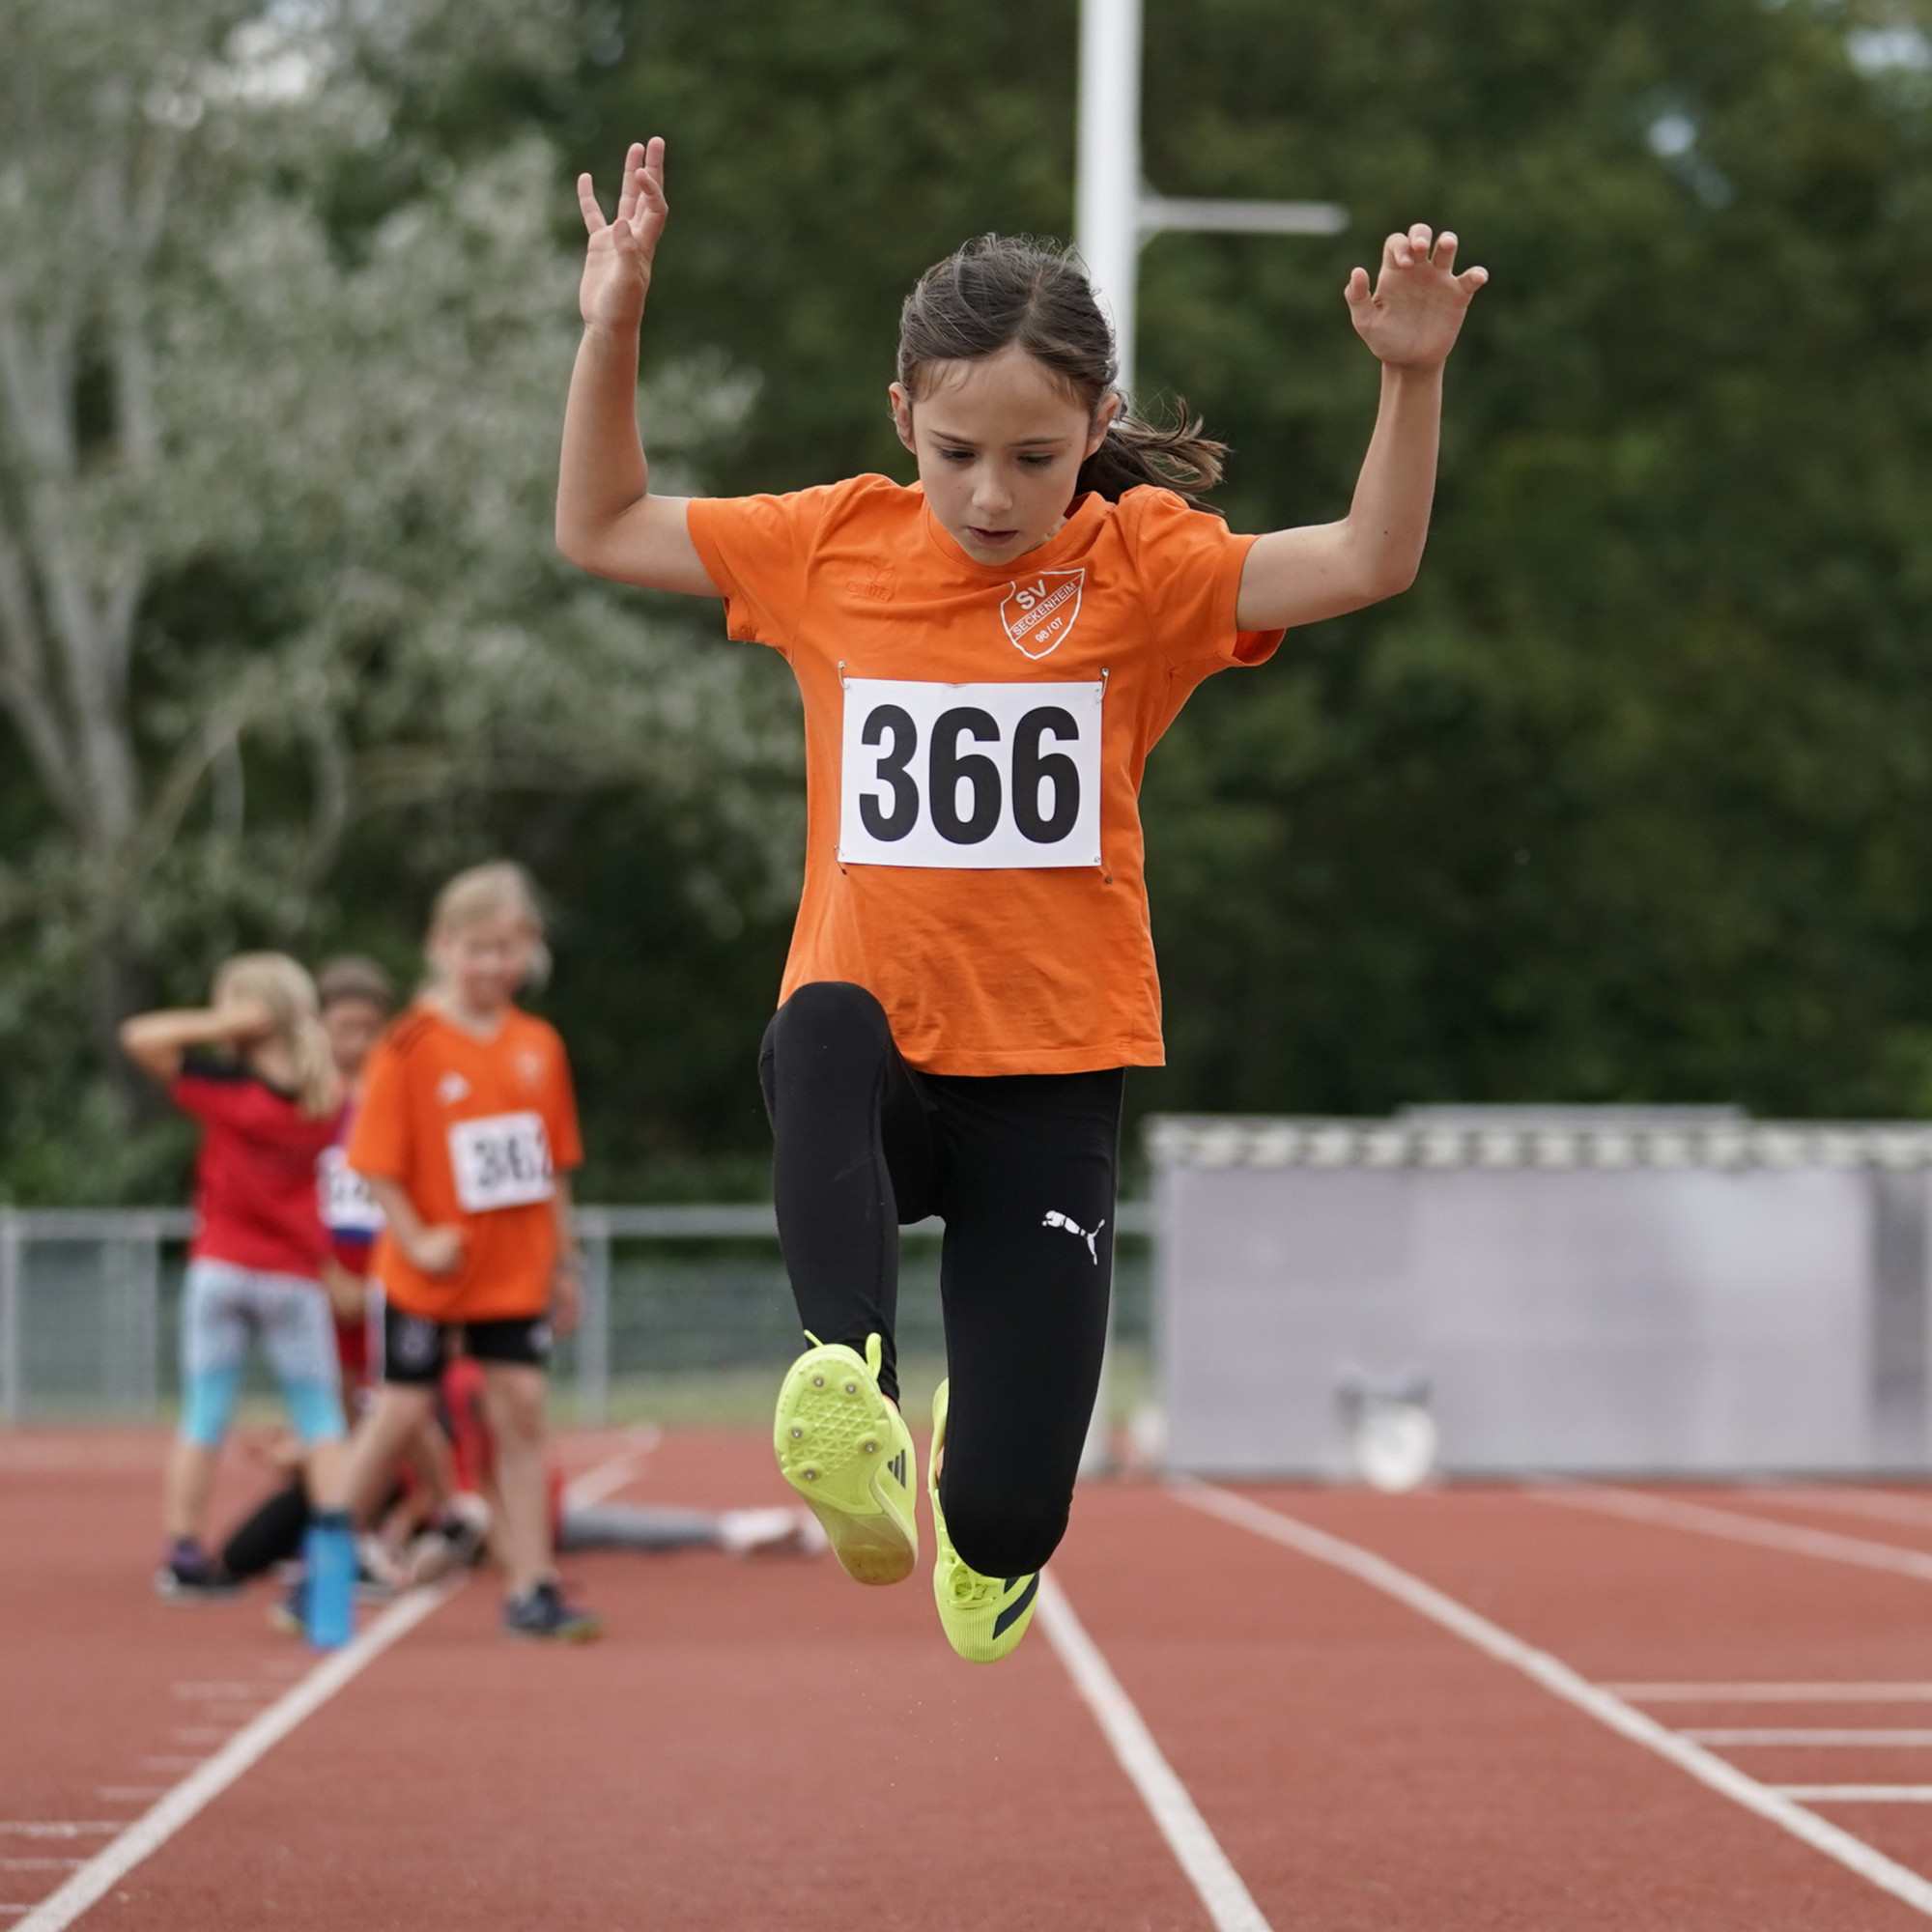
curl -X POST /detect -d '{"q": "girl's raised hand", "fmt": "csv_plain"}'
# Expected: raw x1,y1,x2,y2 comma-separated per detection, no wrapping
1345,226,1488,371
576,137,668,335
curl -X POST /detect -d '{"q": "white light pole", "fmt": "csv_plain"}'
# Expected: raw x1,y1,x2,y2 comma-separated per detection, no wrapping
1075,0,1349,395
1076,0,1148,390
1074,0,1346,1478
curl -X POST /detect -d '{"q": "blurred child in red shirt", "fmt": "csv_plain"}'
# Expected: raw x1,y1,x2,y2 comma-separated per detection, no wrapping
121,954,349,1596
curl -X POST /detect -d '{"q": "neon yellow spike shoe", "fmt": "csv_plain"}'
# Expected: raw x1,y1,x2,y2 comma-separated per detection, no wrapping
928,1378,1040,1663
774,1333,917,1586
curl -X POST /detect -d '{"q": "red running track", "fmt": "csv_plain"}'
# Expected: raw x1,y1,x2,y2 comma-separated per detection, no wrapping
14,1431,1932,1928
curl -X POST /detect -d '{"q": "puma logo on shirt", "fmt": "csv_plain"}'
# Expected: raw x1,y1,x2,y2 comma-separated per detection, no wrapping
1041,1208,1104,1263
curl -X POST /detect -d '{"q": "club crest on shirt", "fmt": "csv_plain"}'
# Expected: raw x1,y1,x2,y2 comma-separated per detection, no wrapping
437,1071,470,1106
1000,570,1084,660
517,1049,545,1088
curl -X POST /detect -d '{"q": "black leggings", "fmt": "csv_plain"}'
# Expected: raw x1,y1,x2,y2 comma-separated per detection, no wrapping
221,1478,309,1580
759,981,1122,1577
220,1474,409,1581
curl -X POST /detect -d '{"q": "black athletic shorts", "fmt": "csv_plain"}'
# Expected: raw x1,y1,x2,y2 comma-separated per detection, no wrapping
378,1300,554,1386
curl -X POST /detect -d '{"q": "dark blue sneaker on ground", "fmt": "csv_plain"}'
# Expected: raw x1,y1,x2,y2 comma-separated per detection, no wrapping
502,1579,602,1643
155,1541,242,1601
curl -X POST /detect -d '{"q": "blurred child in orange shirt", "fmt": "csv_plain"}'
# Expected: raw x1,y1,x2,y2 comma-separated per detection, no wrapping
342,863,599,1642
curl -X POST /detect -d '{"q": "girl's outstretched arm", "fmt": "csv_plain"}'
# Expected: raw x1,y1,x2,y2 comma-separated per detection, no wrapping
1235,225,1487,632
118,1001,272,1084
555,138,718,595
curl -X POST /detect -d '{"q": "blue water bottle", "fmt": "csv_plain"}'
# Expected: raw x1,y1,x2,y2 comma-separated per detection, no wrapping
302,1510,356,1649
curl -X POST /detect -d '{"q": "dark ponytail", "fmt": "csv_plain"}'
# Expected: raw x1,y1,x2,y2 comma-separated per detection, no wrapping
896,234,1228,507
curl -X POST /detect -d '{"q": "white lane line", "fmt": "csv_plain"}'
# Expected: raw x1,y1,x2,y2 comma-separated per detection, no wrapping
1037,1576,1273,1932
1749,1490,1932,1532
0,1868,79,1877
14,1427,646,1932
1171,1481,1932,1920
1687,1730,1932,1747
14,1579,459,1932
1780,1788,1932,1803
0,1833,116,1843
1531,1486,1932,1582
1612,1684,1932,1703
561,1423,663,1509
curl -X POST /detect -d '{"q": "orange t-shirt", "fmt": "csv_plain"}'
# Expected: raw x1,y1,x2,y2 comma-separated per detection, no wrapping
687,476,1283,1074
346,1005,583,1322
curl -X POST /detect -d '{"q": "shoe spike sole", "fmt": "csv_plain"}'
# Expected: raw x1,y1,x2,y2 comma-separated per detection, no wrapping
775,1349,915,1587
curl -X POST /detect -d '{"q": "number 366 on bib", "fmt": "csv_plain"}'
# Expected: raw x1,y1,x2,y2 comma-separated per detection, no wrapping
838,677,1103,870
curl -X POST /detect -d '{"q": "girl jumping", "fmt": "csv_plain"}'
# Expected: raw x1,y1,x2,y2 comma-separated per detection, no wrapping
557,138,1485,1662
121,955,351,1598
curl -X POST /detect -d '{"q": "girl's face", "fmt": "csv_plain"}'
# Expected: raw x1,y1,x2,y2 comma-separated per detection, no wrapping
891,346,1119,566
321,997,388,1080
429,913,534,1018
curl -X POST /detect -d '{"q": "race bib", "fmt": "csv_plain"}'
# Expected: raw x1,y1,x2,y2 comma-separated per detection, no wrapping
448,1111,554,1213
317,1146,385,1236
838,678,1102,869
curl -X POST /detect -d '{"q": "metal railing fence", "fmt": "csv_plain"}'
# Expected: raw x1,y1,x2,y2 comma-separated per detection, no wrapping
0,1209,189,1425
0,1205,1152,1427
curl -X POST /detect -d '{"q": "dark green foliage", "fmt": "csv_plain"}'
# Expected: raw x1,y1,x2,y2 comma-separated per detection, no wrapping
1134,0,1932,1122
13,0,1932,1206
571,0,1079,494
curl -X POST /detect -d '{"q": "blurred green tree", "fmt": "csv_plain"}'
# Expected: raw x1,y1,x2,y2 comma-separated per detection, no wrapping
16,0,1932,1204
1130,0,1932,1122
0,0,787,1197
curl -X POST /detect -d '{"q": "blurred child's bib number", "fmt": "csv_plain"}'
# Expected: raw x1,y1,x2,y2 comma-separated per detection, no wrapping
448,1112,554,1213
318,1146,385,1236
838,678,1103,869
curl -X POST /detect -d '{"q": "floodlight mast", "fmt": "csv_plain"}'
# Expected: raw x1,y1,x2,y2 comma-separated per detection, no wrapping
1075,0,1148,388
1075,0,1348,394
1072,0,1347,1481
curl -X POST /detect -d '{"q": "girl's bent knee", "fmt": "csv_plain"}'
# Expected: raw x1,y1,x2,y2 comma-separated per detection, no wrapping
775,981,892,1058
485,1368,547,1440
